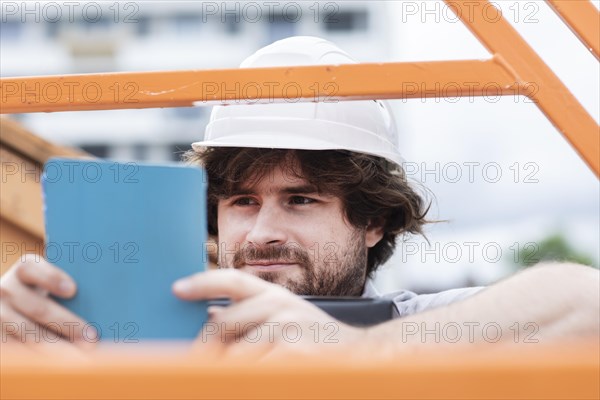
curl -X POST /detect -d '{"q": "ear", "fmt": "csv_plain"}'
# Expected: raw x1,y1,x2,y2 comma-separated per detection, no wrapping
365,220,384,248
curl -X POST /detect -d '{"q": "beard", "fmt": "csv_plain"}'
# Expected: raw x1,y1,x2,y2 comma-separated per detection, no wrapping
220,231,368,296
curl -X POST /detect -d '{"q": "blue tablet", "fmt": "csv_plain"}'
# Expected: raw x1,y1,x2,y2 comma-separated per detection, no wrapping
42,158,208,341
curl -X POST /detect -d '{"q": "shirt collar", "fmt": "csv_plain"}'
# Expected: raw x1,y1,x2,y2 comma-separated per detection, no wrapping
361,279,381,298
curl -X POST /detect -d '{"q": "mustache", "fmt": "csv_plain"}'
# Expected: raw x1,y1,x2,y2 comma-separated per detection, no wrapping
232,244,313,269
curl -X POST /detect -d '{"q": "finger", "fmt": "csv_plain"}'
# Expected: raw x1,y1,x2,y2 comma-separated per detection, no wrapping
192,333,227,360
1,302,48,345
30,336,95,361
173,270,274,302
7,283,91,342
207,305,225,319
207,291,292,343
195,296,280,362
0,334,38,358
220,323,274,361
193,322,268,363
193,317,232,361
1,302,95,352
206,292,313,363
205,294,275,344
14,255,76,298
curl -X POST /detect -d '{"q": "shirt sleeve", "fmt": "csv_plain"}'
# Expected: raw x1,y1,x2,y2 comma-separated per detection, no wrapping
382,287,486,318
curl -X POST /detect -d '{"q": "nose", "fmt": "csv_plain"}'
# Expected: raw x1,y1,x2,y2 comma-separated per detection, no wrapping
245,202,288,247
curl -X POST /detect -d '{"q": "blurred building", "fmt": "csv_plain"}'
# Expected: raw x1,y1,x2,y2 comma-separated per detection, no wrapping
1,1,394,161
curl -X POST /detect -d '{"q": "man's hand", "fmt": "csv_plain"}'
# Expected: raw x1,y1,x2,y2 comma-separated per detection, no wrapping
173,269,368,361
0,255,95,354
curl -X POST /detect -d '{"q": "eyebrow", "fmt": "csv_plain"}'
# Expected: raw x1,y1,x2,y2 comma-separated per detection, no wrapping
228,184,320,197
280,184,320,195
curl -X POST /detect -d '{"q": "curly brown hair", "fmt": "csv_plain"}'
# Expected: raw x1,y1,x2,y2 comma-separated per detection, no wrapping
183,147,430,278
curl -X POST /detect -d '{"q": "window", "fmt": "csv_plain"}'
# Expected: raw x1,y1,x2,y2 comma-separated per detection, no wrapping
171,143,192,161
79,144,109,158
46,21,60,38
322,10,368,32
267,13,296,43
169,107,205,120
224,14,241,35
136,15,151,36
0,20,21,41
76,16,111,33
173,13,202,35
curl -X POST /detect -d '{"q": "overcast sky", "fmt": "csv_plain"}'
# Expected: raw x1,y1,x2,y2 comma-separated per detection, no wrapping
373,1,599,292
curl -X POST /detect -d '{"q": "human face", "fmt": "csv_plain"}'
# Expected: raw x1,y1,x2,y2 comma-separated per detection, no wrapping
216,162,382,296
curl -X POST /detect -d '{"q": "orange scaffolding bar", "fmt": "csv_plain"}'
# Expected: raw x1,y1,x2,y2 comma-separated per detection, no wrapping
0,59,517,112
0,0,598,176
451,0,599,176
547,0,600,60
1,341,599,400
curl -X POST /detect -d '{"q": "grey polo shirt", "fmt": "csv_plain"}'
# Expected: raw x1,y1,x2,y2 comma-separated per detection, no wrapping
362,280,485,319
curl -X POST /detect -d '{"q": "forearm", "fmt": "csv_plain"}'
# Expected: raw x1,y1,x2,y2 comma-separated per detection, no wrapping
367,263,599,352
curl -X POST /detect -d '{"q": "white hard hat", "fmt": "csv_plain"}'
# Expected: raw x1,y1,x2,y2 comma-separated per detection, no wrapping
192,36,403,167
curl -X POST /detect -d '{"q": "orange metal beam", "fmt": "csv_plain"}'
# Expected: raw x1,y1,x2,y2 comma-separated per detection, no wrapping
0,59,516,113
2,342,599,400
547,0,600,60
0,0,597,176
447,0,599,177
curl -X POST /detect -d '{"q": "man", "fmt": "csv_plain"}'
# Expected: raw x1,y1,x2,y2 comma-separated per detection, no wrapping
1,37,598,359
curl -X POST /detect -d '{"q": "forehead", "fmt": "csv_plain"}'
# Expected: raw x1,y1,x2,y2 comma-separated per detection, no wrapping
237,163,317,194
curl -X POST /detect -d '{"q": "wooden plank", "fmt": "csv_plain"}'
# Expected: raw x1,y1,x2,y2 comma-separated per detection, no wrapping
0,146,45,238
0,219,43,275
0,117,89,163
0,118,90,273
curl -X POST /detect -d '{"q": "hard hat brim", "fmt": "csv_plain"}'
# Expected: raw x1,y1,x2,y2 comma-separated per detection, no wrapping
191,132,404,167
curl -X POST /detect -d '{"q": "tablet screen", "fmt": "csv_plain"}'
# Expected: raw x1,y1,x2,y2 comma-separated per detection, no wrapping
43,158,208,341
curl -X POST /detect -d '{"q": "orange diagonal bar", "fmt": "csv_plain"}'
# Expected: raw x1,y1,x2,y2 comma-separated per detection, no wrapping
547,0,600,60
0,59,516,114
447,0,600,177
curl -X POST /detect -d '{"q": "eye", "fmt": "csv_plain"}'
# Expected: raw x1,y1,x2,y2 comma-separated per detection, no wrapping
232,197,258,206
289,196,316,205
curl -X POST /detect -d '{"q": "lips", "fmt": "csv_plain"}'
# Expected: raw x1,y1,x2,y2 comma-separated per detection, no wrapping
243,261,298,271
246,260,293,266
